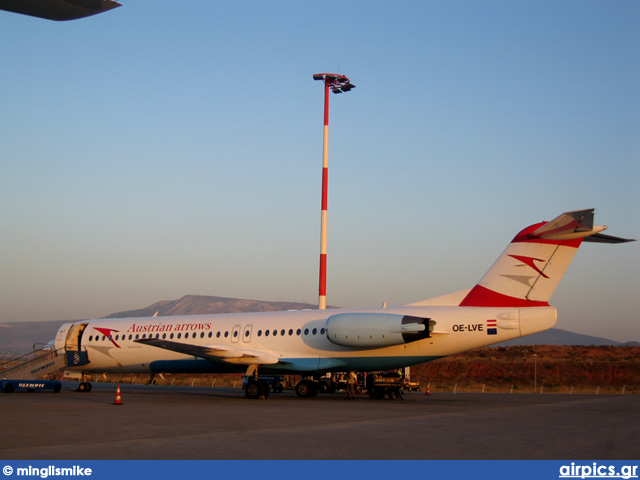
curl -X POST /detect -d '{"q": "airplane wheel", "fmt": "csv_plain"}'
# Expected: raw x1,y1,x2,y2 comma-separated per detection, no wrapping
259,380,270,399
295,380,313,398
309,381,318,397
295,380,318,398
245,380,263,399
77,382,92,392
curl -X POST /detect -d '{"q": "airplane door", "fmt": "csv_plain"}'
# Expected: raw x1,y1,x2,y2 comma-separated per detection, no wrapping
65,323,88,351
64,322,90,366
242,325,253,343
231,324,241,343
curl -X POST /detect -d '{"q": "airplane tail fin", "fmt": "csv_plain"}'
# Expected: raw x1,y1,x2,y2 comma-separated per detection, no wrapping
459,209,634,307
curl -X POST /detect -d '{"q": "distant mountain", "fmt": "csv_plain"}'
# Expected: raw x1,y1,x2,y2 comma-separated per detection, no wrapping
494,328,639,347
1,295,636,356
103,294,322,318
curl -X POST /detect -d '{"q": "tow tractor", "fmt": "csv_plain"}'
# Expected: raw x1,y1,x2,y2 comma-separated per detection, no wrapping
366,370,406,400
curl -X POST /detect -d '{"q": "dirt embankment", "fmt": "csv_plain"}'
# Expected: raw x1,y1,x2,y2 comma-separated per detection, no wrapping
7,345,637,395
411,345,639,394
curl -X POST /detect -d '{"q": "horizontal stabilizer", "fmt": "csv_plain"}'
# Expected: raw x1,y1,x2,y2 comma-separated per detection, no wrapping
0,0,120,21
531,209,606,241
583,232,635,244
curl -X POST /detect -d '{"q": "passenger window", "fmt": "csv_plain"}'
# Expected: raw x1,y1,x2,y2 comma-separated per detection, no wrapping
200,332,205,338
296,329,301,335
257,330,262,336
208,332,212,338
312,328,317,335
320,328,325,335
288,329,293,336
281,329,285,336
304,328,309,335
170,333,174,339
216,332,221,338
224,331,229,338
273,330,278,337
177,333,181,339
265,330,270,337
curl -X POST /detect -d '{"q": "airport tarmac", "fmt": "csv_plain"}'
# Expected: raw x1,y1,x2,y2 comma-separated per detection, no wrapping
0,382,637,460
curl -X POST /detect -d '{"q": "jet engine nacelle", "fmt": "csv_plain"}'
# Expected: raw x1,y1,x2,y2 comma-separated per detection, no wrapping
325,313,431,348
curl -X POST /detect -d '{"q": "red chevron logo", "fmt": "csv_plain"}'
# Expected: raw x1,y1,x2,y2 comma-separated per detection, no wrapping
508,255,549,279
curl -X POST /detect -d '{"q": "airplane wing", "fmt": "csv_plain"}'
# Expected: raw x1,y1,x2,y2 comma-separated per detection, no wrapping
135,338,279,366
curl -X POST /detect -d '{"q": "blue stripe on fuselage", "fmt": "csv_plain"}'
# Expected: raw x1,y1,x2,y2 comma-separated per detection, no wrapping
148,355,443,375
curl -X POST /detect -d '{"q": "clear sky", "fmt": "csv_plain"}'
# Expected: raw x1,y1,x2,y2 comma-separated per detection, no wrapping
1,1,638,343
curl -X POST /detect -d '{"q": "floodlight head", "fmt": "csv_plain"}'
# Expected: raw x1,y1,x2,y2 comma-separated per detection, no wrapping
313,74,324,81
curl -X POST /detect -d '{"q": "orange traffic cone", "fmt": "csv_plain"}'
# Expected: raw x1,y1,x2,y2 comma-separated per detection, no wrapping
113,385,123,405
425,383,431,396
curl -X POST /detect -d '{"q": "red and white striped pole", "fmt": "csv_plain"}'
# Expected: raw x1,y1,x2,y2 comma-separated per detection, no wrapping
319,79,329,310
313,73,355,310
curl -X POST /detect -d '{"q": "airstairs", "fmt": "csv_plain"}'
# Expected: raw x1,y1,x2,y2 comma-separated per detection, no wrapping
0,347,88,380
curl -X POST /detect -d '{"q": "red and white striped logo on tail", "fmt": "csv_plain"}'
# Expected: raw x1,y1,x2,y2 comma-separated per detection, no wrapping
460,221,583,307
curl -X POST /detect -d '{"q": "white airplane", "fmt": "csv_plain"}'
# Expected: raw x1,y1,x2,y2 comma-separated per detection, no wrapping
51,208,633,398
0,0,120,21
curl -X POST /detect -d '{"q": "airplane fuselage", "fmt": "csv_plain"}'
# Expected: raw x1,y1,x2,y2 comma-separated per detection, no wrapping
54,304,556,375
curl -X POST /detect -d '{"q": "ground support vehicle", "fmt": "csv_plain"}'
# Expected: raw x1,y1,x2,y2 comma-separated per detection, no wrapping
366,372,405,400
1,379,62,393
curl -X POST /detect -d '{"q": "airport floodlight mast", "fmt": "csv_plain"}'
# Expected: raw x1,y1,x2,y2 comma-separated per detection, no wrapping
313,73,356,310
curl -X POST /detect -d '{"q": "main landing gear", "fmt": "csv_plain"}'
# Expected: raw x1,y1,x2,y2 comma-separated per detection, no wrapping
245,376,271,399
294,378,318,398
244,365,270,400
243,366,319,400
